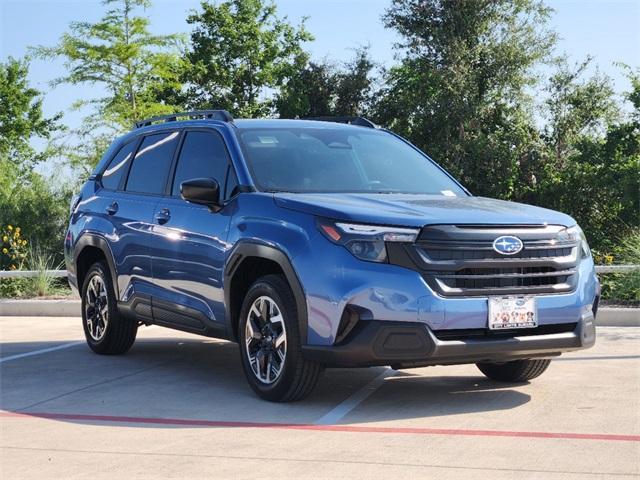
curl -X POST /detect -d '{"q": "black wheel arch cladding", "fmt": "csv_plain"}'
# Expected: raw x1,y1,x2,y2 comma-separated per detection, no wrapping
224,242,308,344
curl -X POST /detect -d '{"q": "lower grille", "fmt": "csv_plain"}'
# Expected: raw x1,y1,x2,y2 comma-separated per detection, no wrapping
433,266,576,291
432,323,577,341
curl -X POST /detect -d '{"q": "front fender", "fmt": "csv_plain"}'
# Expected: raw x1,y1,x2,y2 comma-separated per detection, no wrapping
223,241,308,343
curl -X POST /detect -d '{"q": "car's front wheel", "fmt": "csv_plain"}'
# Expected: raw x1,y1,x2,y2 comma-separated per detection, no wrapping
238,274,323,402
81,261,137,355
476,359,552,382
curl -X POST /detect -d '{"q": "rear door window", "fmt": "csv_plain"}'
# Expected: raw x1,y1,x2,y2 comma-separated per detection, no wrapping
171,131,231,197
101,140,137,190
125,131,180,195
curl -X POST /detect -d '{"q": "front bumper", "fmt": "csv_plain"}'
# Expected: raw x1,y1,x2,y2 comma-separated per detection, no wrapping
302,310,596,368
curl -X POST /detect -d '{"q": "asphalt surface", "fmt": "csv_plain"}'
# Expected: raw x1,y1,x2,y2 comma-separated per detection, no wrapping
1,316,638,479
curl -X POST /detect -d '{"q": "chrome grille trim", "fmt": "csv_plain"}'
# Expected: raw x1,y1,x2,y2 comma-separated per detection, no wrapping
406,224,580,297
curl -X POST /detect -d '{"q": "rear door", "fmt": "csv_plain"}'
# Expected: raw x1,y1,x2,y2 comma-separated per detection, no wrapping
149,128,238,337
102,130,180,317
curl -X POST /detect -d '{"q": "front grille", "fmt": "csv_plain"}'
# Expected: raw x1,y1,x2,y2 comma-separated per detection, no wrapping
432,322,577,341
396,224,580,297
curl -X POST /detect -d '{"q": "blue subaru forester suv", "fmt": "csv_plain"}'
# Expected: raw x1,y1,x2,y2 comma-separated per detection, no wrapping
65,111,599,401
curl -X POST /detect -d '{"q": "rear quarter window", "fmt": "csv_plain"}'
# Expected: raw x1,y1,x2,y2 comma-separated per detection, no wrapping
101,140,137,190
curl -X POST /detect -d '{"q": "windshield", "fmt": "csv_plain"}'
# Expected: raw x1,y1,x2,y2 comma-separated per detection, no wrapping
237,127,467,195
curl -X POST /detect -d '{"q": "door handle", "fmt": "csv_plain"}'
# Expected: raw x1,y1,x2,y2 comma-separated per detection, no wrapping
155,208,170,225
106,202,118,215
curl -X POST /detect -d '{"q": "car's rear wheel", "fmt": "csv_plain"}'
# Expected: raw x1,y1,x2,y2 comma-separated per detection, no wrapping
476,359,551,382
81,261,137,354
238,274,323,402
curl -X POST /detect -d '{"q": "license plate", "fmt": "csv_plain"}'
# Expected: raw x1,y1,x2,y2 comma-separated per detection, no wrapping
488,296,537,330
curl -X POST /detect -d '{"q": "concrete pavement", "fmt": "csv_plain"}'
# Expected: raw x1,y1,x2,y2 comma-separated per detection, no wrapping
1,316,639,479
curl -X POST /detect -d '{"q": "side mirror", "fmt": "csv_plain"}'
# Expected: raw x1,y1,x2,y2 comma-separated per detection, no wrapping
180,178,221,211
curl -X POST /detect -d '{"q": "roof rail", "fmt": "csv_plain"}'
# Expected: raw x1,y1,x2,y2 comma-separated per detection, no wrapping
134,110,234,129
304,116,377,129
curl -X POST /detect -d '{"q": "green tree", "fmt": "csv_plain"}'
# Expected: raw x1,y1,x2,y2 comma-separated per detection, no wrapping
181,0,312,117
276,47,376,119
0,57,61,173
0,165,72,262
275,60,337,118
542,57,618,168
374,0,555,198
535,64,639,250
35,0,184,130
0,58,69,260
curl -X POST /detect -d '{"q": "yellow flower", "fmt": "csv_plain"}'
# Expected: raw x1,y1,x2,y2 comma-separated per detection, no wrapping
2,248,7,254
22,240,27,246
7,225,12,231
15,227,20,234
2,235,7,242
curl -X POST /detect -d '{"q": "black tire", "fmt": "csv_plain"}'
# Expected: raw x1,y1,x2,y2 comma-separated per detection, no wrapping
476,359,551,382
238,274,323,402
81,261,137,355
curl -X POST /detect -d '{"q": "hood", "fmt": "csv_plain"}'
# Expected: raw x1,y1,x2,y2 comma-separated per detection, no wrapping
274,193,575,228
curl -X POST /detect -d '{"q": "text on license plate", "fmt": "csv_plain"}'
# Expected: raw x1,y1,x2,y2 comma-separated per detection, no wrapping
488,296,537,330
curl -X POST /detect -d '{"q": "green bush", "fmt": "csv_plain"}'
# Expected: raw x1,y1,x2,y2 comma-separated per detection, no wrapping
0,276,71,299
0,160,73,265
0,246,69,299
0,277,32,297
598,229,640,303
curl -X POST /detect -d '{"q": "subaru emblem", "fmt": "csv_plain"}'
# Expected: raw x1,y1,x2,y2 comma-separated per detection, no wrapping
493,235,523,255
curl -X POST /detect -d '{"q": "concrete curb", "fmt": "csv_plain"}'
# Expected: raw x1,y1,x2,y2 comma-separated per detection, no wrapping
0,299,81,317
597,307,640,327
0,299,638,326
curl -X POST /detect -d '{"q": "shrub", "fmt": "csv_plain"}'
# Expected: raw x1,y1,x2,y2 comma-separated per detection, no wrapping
0,277,31,297
0,224,28,270
598,229,640,303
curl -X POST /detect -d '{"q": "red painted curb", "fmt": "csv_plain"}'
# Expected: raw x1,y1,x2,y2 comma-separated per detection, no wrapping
1,411,638,442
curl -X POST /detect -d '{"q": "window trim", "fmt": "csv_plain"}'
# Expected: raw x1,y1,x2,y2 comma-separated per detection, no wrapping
167,127,239,202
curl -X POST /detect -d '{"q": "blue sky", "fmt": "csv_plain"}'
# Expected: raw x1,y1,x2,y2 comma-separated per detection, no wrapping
1,0,639,132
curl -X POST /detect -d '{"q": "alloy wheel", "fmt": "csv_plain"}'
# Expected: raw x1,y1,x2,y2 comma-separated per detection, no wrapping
85,274,109,341
244,295,287,384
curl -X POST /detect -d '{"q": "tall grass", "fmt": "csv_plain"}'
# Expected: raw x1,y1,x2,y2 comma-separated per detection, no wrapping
28,247,64,297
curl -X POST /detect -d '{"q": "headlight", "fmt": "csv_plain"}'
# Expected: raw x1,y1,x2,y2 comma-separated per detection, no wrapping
318,221,419,263
559,225,591,259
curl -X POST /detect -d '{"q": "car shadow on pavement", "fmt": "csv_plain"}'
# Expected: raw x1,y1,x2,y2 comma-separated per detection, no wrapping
1,337,531,428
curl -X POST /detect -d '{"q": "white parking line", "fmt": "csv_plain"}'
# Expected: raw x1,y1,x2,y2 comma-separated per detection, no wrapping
315,368,397,425
0,341,83,364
